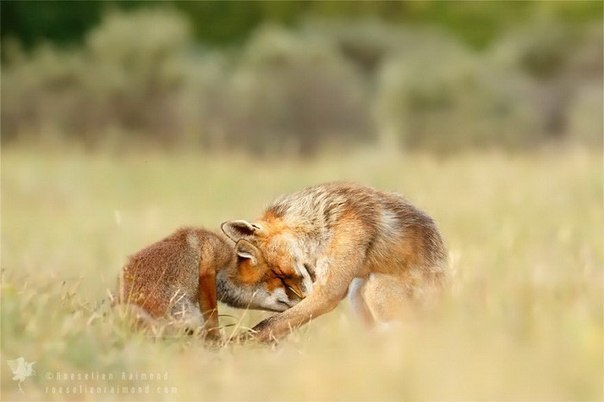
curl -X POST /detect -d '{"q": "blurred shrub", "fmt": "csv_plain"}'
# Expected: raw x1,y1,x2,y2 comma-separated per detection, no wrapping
2,43,84,144
567,85,603,146
83,9,192,144
217,25,372,156
565,23,603,146
2,12,372,155
375,32,541,152
1,9,601,154
490,20,603,139
301,19,403,77
2,9,201,147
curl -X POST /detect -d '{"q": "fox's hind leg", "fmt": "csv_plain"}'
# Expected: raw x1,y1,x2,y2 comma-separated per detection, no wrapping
170,299,205,335
361,273,411,323
362,269,446,324
113,303,160,331
348,277,375,327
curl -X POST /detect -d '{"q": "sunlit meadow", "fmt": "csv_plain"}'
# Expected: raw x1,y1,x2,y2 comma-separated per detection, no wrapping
1,146,602,401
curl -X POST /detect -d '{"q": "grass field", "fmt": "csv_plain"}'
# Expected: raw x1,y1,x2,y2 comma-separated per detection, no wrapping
1,146,602,401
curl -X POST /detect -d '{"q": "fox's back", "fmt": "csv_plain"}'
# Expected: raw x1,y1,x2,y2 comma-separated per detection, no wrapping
264,182,447,275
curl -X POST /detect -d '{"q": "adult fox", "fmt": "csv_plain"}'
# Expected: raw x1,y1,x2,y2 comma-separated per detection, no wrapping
222,182,448,342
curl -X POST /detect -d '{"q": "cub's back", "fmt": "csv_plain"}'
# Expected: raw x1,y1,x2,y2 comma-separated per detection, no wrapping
119,228,225,318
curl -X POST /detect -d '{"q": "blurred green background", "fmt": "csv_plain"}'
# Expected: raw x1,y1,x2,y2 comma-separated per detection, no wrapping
2,0,602,155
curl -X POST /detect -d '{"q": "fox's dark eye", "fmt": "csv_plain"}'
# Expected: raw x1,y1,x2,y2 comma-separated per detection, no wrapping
279,277,304,299
287,284,303,299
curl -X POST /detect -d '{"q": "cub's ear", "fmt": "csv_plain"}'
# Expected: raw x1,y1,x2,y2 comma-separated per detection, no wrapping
235,239,260,266
221,220,264,241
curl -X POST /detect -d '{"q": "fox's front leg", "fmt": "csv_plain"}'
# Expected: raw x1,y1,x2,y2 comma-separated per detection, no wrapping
198,259,220,340
250,286,338,342
252,242,367,342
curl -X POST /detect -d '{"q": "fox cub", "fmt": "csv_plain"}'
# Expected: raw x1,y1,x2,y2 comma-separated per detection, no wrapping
222,182,448,342
115,227,306,336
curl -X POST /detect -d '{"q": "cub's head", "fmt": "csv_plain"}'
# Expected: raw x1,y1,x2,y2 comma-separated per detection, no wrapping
219,220,314,312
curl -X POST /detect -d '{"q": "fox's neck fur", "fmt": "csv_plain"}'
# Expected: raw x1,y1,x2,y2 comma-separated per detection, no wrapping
215,269,250,308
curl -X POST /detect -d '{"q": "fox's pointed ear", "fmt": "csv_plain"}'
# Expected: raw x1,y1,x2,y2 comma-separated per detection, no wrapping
221,220,264,242
235,239,260,266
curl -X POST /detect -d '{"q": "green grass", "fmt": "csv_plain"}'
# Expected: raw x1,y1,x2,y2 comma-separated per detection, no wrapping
1,146,602,401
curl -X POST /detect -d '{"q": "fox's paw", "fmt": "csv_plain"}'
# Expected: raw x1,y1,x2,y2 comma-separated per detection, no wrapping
232,328,280,345
249,317,283,344
202,328,223,344
232,329,257,344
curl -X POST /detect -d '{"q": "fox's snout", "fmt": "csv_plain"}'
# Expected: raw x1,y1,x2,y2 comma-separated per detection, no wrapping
256,285,303,312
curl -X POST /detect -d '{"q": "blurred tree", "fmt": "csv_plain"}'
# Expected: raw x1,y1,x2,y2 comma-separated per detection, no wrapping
173,1,264,46
2,1,601,50
2,1,104,47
